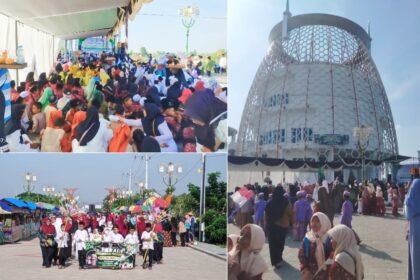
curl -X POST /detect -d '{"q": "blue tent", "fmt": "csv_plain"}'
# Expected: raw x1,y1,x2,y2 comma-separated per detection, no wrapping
22,200,38,210
3,198,29,208
0,201,12,212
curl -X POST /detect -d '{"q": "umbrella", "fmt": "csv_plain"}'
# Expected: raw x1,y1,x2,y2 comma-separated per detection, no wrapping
119,206,128,212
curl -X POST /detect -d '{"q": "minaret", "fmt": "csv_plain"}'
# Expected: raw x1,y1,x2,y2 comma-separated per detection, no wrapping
282,0,292,40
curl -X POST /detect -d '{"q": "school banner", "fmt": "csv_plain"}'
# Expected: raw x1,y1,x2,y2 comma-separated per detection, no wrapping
85,242,136,269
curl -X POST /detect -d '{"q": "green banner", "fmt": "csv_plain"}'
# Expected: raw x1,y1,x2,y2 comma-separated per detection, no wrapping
85,241,136,269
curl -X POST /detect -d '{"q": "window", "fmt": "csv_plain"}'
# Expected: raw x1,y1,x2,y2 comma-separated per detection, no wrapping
291,128,302,143
265,93,288,107
280,129,285,142
303,128,313,141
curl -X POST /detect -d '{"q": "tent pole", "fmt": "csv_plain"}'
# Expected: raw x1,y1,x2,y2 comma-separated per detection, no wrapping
52,35,55,65
15,20,19,84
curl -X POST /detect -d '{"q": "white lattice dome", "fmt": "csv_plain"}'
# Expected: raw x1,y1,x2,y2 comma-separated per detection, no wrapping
236,10,398,163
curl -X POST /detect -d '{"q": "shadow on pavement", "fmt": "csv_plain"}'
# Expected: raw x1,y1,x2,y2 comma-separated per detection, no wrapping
359,244,402,263
273,261,301,279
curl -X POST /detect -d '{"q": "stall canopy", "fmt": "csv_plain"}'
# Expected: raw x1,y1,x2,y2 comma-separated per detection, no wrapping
2,198,29,208
0,0,153,39
21,200,39,211
0,201,12,212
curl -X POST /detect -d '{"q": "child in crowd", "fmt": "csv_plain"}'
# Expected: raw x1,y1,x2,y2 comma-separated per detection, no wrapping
298,212,331,280
141,223,155,270
293,190,312,241
392,189,399,216
55,223,68,269
74,221,89,269
125,226,139,267
110,226,124,244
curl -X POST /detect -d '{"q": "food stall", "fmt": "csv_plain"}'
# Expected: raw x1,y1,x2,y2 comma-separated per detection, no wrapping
0,198,40,243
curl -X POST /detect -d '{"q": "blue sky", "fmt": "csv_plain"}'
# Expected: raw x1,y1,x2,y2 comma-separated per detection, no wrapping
228,0,420,157
0,153,226,205
121,0,226,53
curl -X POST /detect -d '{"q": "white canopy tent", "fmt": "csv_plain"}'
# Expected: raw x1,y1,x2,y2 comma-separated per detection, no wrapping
0,0,153,82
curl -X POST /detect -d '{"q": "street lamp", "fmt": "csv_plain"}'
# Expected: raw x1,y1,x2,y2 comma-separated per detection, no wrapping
24,172,37,193
159,162,183,193
178,5,200,54
42,186,55,196
353,125,373,182
198,154,206,242
138,181,145,198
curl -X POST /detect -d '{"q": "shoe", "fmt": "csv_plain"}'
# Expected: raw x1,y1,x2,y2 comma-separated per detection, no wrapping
148,267,152,270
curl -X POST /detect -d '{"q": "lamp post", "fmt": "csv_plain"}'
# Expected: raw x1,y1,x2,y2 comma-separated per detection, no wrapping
43,186,55,197
353,125,373,182
198,153,206,242
178,5,200,54
138,181,145,199
24,172,37,193
159,162,183,193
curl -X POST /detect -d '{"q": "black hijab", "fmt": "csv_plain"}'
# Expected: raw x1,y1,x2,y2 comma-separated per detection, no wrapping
75,106,100,146
166,81,182,100
183,89,227,149
146,86,161,107
184,89,227,125
265,186,289,225
133,130,161,152
141,103,164,137
4,104,26,136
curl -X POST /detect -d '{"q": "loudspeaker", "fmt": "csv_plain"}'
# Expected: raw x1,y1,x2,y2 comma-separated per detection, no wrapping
89,204,95,213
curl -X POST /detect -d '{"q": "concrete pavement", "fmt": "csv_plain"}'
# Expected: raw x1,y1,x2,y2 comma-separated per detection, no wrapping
228,213,408,280
0,238,226,280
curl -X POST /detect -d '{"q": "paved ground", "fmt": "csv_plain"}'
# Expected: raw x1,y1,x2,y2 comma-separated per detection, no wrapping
189,241,226,260
229,213,408,280
0,239,226,280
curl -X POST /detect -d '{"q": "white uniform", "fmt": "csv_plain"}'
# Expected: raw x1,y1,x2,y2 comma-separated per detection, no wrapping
74,229,89,251
141,231,154,250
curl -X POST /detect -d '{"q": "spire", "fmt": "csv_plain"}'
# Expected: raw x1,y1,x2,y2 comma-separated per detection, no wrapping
367,21,371,37
282,0,292,40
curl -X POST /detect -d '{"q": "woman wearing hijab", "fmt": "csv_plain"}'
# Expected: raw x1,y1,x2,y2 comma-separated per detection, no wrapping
5,104,39,152
228,224,268,280
298,212,332,280
121,103,177,152
406,179,420,280
317,225,364,280
264,186,294,268
132,129,161,152
183,89,227,152
38,217,56,268
72,106,113,152
317,187,335,227
38,87,54,111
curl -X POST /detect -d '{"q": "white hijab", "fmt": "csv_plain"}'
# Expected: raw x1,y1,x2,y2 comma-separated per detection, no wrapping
305,212,331,269
229,224,268,278
328,225,364,280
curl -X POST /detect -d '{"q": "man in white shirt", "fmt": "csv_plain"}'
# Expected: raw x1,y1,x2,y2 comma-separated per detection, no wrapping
125,226,139,267
141,223,155,269
73,222,89,269
219,53,227,74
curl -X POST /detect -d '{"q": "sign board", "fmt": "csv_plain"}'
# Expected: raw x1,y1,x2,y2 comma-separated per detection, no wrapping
85,242,136,269
81,37,112,53
314,134,349,145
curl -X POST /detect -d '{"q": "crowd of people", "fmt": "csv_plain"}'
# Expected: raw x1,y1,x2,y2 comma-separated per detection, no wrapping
228,178,419,280
37,209,196,270
2,48,227,153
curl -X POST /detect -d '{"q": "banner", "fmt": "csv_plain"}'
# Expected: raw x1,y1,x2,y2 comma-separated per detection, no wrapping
85,241,136,269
